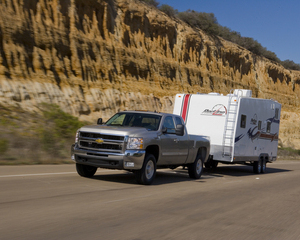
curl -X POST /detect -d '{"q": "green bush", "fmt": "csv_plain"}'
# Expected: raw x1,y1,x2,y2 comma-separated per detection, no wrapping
159,4,178,17
0,139,9,154
281,60,300,71
139,0,159,7
41,104,83,139
177,10,219,35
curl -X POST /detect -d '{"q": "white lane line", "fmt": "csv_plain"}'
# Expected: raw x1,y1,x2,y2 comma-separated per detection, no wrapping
0,169,122,178
0,172,76,178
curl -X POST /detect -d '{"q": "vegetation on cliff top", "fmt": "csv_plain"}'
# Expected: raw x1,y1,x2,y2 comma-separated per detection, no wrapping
139,0,300,71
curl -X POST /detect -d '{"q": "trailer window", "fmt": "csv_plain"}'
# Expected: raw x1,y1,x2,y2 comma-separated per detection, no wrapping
258,121,262,130
267,122,271,133
240,115,247,128
275,108,279,119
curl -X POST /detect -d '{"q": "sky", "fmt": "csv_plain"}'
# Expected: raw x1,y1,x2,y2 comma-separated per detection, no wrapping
158,0,300,64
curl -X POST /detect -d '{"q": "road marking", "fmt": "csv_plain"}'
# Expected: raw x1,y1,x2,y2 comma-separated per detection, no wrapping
0,172,77,178
0,169,122,178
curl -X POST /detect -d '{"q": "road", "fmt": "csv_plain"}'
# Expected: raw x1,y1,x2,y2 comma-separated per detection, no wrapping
0,161,300,240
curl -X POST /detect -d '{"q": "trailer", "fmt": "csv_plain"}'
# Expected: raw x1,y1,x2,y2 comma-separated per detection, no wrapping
173,89,281,173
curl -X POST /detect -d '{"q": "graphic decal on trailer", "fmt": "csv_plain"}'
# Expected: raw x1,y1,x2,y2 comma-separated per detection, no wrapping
201,104,227,116
235,113,279,143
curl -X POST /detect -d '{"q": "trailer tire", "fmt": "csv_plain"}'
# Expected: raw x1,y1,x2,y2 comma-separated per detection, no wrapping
188,154,203,179
253,159,262,174
261,159,267,173
135,154,156,185
76,163,97,178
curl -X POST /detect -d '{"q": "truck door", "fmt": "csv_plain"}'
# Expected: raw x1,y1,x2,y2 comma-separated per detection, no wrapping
160,116,189,165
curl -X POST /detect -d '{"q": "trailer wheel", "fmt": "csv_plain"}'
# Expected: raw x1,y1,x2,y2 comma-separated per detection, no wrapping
76,163,97,178
261,159,267,173
135,154,156,185
188,154,203,179
253,159,262,174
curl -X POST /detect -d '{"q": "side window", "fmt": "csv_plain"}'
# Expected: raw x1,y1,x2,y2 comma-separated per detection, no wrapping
162,116,176,134
258,121,262,130
175,117,183,126
267,122,271,133
240,115,247,128
275,108,279,119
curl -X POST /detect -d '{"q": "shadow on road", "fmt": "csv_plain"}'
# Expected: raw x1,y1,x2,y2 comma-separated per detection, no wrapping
90,164,291,185
203,163,291,177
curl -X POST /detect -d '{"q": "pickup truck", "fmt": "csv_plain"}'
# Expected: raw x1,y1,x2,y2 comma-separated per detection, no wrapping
71,111,210,185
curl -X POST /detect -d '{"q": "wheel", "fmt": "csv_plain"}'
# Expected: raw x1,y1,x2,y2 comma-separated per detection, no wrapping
76,163,97,178
261,159,267,173
188,154,203,179
253,159,262,174
135,154,156,185
205,160,218,169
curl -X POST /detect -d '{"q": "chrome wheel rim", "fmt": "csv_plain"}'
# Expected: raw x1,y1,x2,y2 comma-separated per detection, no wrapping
145,160,154,179
196,159,203,174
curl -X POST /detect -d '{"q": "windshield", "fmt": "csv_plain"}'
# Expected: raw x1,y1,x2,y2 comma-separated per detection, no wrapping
105,112,161,131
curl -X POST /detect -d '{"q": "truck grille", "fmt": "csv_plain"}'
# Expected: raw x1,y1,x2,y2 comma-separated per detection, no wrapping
78,131,125,152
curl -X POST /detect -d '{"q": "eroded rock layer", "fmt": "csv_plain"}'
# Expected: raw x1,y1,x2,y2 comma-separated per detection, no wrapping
0,0,299,147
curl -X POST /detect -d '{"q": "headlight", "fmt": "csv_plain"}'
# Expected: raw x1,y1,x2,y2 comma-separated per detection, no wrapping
127,137,144,149
75,130,79,143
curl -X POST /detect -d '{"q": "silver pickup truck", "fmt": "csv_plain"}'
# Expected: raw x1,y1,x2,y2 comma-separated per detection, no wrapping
71,111,210,184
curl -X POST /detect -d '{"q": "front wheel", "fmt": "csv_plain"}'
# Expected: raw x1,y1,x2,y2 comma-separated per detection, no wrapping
135,154,157,185
76,163,97,178
188,155,203,179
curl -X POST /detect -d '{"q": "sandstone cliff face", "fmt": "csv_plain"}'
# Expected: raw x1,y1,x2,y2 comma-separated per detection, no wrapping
0,0,299,148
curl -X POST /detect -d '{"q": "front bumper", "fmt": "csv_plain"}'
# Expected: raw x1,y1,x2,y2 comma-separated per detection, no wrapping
71,144,145,170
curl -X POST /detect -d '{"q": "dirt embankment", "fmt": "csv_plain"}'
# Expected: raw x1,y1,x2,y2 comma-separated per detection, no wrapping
0,0,299,148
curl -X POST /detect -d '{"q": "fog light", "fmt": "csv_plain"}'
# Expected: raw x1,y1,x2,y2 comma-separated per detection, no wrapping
71,154,75,160
125,162,134,167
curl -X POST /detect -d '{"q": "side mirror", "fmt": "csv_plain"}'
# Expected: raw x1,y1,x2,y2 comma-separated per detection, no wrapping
97,118,103,125
162,127,167,134
175,124,184,136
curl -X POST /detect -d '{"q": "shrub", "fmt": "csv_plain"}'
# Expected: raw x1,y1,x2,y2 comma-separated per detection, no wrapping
177,10,219,35
281,60,300,71
139,0,159,7
0,138,9,154
159,4,178,17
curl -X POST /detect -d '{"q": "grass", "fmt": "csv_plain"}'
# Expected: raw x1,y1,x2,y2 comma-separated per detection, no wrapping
0,103,89,165
0,103,298,165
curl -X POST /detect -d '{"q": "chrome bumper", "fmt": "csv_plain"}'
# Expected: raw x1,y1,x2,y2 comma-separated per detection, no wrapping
71,144,145,170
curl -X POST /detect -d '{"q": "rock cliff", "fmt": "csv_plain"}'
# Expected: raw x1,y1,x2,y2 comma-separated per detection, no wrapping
0,0,299,148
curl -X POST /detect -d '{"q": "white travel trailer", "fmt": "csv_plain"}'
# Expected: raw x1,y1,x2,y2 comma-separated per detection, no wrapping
173,89,281,173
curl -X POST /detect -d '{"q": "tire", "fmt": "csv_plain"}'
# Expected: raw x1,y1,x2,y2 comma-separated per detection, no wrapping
253,159,262,174
188,154,203,179
205,160,218,169
76,163,97,178
261,159,267,173
135,154,156,185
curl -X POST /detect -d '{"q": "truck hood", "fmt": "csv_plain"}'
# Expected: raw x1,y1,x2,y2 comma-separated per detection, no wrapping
79,125,153,137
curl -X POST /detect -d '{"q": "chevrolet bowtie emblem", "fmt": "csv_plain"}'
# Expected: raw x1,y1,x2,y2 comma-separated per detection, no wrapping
95,138,104,144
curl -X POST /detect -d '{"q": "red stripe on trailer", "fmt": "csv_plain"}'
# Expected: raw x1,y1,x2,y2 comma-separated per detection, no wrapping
181,94,190,122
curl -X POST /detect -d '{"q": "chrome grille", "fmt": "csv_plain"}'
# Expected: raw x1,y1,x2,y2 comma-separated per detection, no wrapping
78,131,124,153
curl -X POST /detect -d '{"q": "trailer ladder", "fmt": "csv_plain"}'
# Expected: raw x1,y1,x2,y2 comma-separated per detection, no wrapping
222,90,241,157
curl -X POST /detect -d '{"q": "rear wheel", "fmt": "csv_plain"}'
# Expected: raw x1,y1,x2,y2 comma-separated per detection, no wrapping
253,159,262,174
261,159,267,173
135,154,156,185
76,163,97,178
188,154,203,179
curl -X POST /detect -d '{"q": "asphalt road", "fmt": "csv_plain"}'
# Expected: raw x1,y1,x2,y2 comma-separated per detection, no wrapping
0,161,299,240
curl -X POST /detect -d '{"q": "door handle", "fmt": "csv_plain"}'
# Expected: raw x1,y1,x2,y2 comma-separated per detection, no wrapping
174,138,179,143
